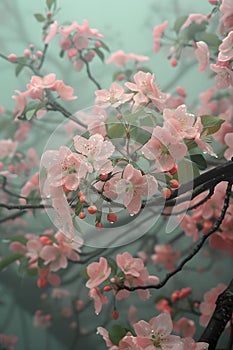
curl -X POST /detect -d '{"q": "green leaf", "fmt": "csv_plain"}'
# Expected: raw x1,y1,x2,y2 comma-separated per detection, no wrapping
6,235,28,245
107,124,125,139
109,325,128,346
98,40,110,52
173,15,188,34
80,268,89,281
59,50,65,58
27,268,38,277
46,0,56,10
200,115,224,135
94,48,105,62
129,126,151,144
106,257,117,276
0,253,23,271
34,13,46,22
15,64,24,77
75,201,83,216
26,109,36,121
185,21,208,41
38,257,48,269
190,154,207,170
197,32,221,50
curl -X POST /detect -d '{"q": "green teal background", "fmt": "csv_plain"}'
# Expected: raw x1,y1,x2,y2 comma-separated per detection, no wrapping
0,1,229,350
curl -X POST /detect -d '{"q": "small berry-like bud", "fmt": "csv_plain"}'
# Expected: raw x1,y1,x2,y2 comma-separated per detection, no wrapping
62,184,71,193
8,165,14,172
37,277,47,288
36,50,43,58
95,41,101,48
39,236,52,245
24,49,31,58
99,174,108,181
171,290,180,303
79,212,86,219
29,44,35,50
170,179,179,189
8,53,17,62
79,195,86,203
117,113,123,119
107,212,117,223
103,286,112,292
96,222,103,229
170,59,177,67
161,188,172,199
47,11,52,17
78,191,84,197
45,314,52,321
202,220,213,234
179,287,192,298
88,205,97,214
111,310,119,320
117,75,124,81
169,164,178,175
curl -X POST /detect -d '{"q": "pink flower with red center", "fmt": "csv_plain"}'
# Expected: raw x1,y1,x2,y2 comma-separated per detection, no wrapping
133,312,183,349
86,257,111,289
111,164,158,215
153,20,168,53
199,283,226,326
89,287,109,314
194,41,210,72
74,133,115,174
125,71,169,111
95,82,133,108
116,252,145,278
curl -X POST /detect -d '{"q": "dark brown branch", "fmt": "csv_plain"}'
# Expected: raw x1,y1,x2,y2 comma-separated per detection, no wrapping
80,54,102,90
118,181,232,292
199,278,233,350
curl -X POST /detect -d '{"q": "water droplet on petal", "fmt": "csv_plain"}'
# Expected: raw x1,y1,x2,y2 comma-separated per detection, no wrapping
130,214,134,217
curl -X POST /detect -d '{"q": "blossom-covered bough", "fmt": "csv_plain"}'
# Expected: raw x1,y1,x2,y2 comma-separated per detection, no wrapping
0,0,233,349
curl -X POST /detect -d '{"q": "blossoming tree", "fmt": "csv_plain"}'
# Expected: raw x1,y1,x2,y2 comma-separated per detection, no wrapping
0,0,233,349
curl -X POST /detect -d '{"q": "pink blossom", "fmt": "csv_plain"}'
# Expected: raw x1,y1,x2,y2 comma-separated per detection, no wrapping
73,59,84,71
95,82,133,108
112,164,158,215
220,0,233,22
218,31,233,62
9,241,27,255
116,252,145,278
133,312,183,349
199,283,226,326
0,139,17,159
163,104,197,139
86,257,111,289
106,50,149,67
210,61,233,89
20,172,39,202
181,338,209,350
181,14,209,30
153,20,168,53
51,80,77,100
142,126,187,172
173,317,196,338
43,20,58,44
224,132,233,159
97,327,118,350
194,41,210,72
152,244,180,271
12,90,29,120
105,50,132,67
41,146,87,191
27,74,56,99
89,287,109,314
125,71,169,111
74,133,115,174
59,21,79,37
34,310,51,329
0,334,18,350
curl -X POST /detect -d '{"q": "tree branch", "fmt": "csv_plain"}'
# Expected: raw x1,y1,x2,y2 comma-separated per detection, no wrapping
199,278,233,350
